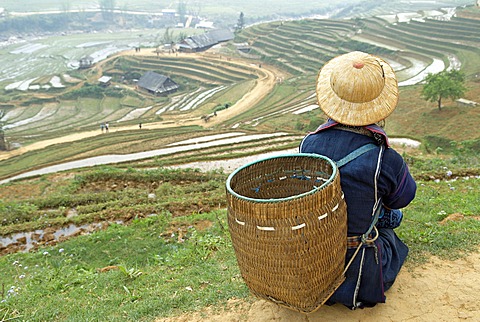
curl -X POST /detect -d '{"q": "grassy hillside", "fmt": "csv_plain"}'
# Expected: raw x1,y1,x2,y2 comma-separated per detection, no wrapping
0,161,479,320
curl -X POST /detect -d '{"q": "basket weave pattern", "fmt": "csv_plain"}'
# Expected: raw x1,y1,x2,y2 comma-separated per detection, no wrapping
226,154,347,313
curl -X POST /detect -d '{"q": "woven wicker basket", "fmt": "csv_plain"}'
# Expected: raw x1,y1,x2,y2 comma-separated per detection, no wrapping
226,153,347,313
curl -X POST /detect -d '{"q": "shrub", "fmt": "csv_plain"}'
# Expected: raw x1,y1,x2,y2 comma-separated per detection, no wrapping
60,83,104,100
424,135,457,153
0,200,38,225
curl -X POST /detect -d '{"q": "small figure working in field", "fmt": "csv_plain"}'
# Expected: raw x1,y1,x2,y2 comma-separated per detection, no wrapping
105,122,109,132
100,123,105,133
299,51,416,309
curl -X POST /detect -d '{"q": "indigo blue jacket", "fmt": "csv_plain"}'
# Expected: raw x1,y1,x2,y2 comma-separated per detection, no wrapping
300,120,416,235
299,120,416,308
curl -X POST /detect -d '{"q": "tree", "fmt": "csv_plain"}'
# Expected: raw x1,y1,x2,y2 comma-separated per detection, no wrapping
162,27,173,45
99,0,116,21
178,1,187,23
0,113,7,151
236,12,245,31
176,32,187,42
60,0,72,14
421,69,466,110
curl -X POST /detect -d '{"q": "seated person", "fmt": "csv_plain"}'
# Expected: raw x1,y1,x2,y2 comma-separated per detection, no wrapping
300,51,417,309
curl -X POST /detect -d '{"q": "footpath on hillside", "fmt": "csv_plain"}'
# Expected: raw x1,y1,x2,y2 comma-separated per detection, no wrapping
0,48,280,162
157,251,480,322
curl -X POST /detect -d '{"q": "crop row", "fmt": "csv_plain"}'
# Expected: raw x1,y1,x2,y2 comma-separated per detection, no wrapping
240,18,401,76
5,95,152,138
223,13,480,129
110,56,256,84
240,14,480,84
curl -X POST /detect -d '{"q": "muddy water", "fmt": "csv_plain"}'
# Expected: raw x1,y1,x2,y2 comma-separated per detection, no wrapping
0,222,117,254
398,57,445,86
1,132,421,185
0,132,288,185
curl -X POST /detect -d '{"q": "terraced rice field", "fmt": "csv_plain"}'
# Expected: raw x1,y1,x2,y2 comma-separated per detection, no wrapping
0,6,479,180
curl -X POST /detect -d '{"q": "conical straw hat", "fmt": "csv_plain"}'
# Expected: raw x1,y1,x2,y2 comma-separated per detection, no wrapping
316,51,398,126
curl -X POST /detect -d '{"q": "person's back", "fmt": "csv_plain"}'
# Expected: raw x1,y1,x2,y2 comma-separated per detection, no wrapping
300,51,416,309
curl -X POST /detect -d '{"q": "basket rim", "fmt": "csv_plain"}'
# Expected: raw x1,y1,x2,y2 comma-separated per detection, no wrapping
226,153,337,203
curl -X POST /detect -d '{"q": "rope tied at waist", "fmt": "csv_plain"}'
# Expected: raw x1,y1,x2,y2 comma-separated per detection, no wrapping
347,226,379,249
343,226,380,275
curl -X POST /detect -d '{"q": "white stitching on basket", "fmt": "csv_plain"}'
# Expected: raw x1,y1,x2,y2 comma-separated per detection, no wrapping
291,223,306,230
318,213,328,220
332,204,339,212
235,218,245,226
257,226,275,231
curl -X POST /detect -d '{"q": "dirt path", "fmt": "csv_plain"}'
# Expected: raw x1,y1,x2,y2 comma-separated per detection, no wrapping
157,251,480,322
0,49,279,161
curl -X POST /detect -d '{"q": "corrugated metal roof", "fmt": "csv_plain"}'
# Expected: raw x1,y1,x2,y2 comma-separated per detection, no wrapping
182,29,234,50
137,71,178,94
208,29,234,42
98,76,112,83
184,38,198,48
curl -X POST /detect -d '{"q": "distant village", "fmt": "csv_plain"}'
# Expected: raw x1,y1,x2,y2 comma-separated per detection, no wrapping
79,27,235,97
1,5,239,97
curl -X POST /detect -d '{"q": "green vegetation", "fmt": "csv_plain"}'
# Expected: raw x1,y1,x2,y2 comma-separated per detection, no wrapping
0,4,479,321
0,166,227,234
0,163,479,320
0,211,248,321
422,70,467,110
400,177,480,262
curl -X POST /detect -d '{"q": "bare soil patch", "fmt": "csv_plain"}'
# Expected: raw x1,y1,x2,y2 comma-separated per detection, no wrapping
156,251,480,321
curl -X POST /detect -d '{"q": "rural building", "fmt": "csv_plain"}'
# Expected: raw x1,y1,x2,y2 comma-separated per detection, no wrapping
196,20,215,29
178,29,234,53
137,71,179,96
234,42,252,53
161,9,176,17
78,56,94,69
98,76,112,87
456,98,478,107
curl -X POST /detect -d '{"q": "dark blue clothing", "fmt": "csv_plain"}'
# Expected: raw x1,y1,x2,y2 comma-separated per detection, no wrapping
299,121,416,308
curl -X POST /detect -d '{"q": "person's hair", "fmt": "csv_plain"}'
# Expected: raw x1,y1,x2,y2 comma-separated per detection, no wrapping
376,119,385,128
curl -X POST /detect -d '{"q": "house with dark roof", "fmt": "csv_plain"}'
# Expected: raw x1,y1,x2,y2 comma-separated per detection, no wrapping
78,56,94,69
178,29,234,53
137,71,179,96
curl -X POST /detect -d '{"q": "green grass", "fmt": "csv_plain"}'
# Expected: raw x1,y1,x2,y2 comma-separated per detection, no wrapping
0,211,248,321
0,165,479,320
398,176,480,263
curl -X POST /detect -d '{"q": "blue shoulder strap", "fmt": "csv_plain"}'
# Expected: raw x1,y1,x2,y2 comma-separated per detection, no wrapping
336,143,384,242
336,143,378,168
